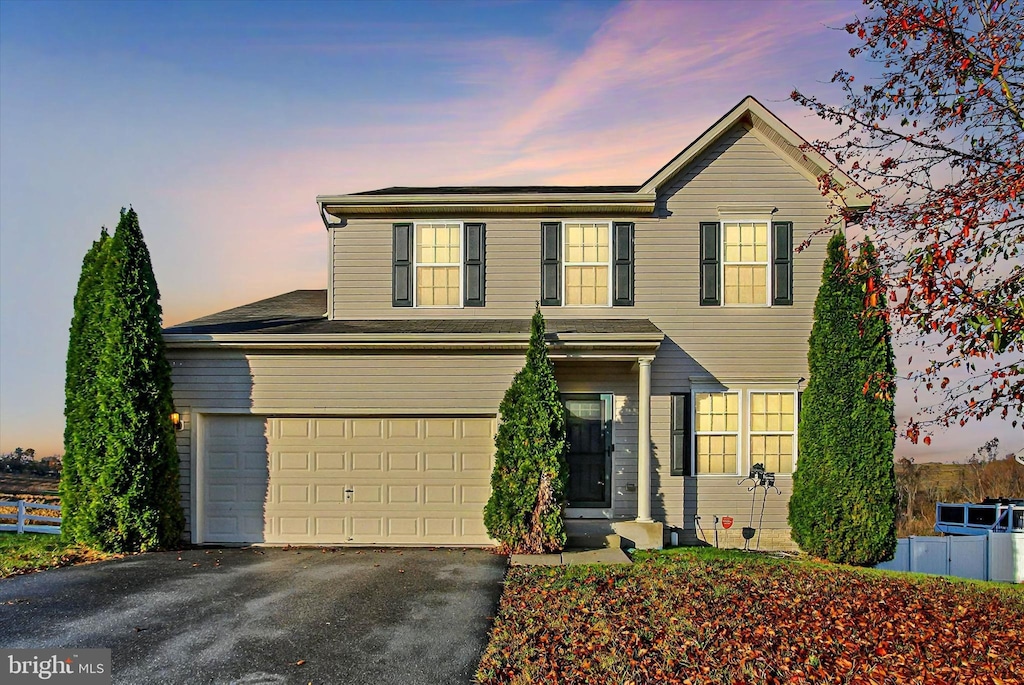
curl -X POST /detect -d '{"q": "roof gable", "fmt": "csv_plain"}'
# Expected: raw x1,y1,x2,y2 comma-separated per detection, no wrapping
639,96,867,208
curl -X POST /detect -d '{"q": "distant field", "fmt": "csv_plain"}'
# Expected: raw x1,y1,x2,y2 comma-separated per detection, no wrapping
0,472,60,498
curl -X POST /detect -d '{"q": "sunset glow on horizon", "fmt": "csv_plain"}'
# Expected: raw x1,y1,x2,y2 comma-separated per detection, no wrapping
1,0,1018,461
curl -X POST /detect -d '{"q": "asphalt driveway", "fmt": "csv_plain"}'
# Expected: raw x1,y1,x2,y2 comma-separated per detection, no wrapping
0,547,507,684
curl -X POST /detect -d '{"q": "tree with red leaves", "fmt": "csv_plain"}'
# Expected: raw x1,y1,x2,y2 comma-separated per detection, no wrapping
792,0,1022,440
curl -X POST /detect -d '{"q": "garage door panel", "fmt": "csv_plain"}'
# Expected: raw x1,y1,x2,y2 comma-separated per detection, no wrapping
425,518,456,537
351,419,384,438
351,452,384,471
316,517,346,537
461,484,490,505
387,419,420,438
387,485,419,504
461,453,491,471
387,452,419,470
203,415,494,545
314,419,347,438
388,518,419,536
425,419,457,438
424,453,456,471
278,452,311,471
277,419,312,439
315,484,345,503
461,418,494,438
424,485,456,504
314,452,346,471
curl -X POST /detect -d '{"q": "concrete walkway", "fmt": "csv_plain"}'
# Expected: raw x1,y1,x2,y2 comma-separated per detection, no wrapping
510,547,632,566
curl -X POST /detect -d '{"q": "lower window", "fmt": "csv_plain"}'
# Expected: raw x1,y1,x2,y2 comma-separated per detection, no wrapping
749,392,796,473
693,390,797,475
694,392,739,474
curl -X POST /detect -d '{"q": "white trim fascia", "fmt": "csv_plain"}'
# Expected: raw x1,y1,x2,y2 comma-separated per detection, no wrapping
164,332,664,348
317,192,654,205
718,205,777,216
689,375,803,385
193,412,205,545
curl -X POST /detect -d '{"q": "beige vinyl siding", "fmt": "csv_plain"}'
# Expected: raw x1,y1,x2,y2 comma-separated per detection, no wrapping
168,350,524,538
324,122,829,549
330,122,829,383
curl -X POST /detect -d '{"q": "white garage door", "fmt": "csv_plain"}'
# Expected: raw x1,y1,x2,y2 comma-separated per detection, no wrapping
201,415,495,545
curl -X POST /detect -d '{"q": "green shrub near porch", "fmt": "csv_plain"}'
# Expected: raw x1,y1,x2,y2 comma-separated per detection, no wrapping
484,307,569,554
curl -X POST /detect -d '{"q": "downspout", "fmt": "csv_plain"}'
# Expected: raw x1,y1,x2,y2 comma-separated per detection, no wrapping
319,202,338,319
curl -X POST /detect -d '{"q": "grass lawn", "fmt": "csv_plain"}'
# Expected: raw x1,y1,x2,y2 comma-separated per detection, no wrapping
0,533,114,578
477,548,1024,684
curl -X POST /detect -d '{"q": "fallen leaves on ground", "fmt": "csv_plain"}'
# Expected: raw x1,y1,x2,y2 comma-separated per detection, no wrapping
477,549,1023,684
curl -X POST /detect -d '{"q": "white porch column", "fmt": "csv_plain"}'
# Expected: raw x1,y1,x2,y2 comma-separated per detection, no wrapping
636,356,654,523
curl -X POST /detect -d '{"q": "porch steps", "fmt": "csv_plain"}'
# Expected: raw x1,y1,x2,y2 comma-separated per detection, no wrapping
565,519,623,550
565,518,666,550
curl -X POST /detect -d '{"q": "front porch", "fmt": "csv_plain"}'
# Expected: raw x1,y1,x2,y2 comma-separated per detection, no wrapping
551,346,663,548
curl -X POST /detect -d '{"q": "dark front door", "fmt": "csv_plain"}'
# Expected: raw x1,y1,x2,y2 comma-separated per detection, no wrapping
564,395,611,508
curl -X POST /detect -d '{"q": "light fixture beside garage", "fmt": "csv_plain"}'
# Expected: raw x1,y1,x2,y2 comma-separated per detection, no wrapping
170,412,183,431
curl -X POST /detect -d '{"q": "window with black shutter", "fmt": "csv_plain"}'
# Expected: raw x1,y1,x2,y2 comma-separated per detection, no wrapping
392,223,413,307
540,222,561,306
612,222,634,306
670,392,692,476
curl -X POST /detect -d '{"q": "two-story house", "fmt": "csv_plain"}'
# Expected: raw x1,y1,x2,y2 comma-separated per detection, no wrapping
164,96,864,550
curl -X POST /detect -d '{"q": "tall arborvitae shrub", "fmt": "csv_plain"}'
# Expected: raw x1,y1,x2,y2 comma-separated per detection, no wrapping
789,234,898,565
88,208,183,551
62,229,111,542
484,307,568,554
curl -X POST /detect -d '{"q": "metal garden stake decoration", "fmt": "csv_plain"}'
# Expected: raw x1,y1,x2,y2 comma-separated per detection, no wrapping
738,463,782,551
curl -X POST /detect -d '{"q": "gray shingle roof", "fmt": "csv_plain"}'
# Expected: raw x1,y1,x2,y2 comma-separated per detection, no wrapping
163,290,662,337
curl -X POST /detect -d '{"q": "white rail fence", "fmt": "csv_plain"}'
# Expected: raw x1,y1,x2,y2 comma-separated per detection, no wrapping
875,533,1024,583
0,500,62,535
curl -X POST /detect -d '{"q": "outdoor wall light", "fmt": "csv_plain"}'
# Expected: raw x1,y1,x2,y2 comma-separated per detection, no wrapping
170,412,183,431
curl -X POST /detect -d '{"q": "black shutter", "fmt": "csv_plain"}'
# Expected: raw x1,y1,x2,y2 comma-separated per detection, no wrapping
541,222,561,306
612,222,634,306
699,222,721,306
670,393,692,476
772,221,793,306
464,223,486,307
392,223,413,307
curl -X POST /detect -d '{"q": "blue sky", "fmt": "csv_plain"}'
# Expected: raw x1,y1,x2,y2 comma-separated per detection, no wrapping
1,0,1018,460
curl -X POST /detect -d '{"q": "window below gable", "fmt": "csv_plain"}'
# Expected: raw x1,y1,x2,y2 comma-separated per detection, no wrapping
722,220,769,305
699,218,793,307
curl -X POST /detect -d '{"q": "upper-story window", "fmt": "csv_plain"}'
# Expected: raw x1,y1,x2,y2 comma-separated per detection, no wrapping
564,221,611,306
540,221,634,307
392,222,485,308
700,218,793,307
416,222,461,307
722,220,769,305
